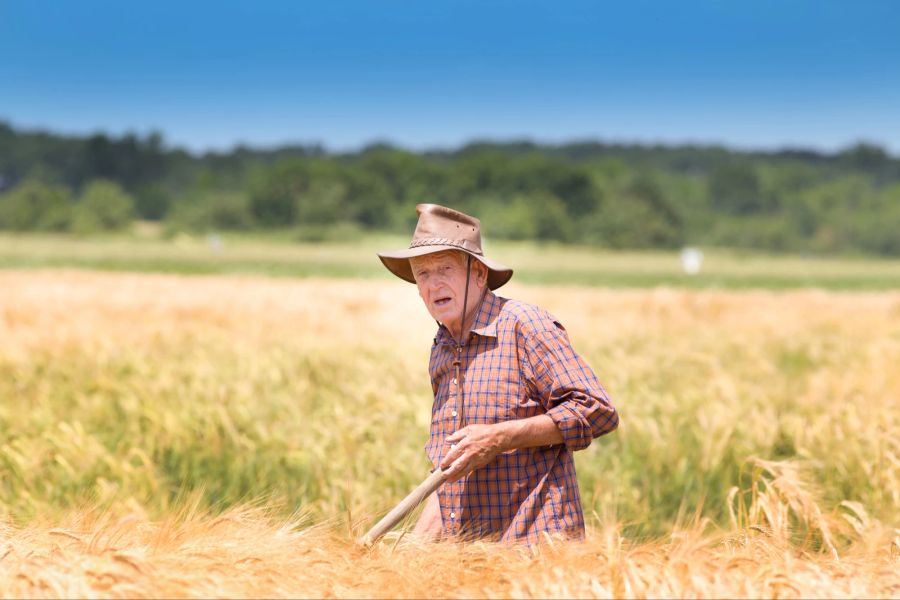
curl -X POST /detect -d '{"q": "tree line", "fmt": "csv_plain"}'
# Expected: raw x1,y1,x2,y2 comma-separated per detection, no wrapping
1,120,899,254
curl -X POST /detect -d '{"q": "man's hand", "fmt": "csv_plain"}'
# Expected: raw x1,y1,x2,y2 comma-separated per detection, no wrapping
440,424,510,481
440,416,565,482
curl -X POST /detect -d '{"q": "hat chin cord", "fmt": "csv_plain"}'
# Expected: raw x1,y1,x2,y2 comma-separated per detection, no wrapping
459,254,471,344
451,254,488,433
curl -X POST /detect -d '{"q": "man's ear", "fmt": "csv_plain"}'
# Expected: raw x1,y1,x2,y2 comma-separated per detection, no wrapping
475,261,489,288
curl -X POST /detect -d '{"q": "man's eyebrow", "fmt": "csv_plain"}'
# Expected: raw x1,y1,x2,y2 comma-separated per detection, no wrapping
413,257,453,273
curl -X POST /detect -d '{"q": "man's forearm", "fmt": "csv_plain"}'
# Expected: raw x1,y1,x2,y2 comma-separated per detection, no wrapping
496,414,563,451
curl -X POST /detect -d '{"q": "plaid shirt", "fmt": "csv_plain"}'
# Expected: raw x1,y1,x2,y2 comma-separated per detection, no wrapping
425,290,618,543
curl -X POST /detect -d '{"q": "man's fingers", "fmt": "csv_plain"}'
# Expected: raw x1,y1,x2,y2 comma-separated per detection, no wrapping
440,439,466,470
439,447,455,470
443,456,470,481
440,429,469,469
445,427,468,444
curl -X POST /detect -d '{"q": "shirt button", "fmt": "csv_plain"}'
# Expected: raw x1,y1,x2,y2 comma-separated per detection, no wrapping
450,512,456,519
451,378,457,385
451,410,458,417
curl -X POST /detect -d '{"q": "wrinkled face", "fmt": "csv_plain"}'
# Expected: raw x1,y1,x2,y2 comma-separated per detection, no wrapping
410,250,487,332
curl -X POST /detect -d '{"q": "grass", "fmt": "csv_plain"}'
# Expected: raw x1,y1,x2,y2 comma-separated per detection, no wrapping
3,230,900,289
0,268,898,596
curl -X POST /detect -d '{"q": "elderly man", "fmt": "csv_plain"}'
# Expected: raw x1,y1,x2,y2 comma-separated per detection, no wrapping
378,204,618,543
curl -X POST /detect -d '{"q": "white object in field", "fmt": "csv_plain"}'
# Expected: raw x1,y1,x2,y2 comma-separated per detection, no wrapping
680,247,704,275
207,233,223,254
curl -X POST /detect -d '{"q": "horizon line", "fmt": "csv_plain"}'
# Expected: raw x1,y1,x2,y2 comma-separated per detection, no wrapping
2,118,896,160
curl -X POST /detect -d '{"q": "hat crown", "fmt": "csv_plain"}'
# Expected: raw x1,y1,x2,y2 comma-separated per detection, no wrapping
410,203,483,255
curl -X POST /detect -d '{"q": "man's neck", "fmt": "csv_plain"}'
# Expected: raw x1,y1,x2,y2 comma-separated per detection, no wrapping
446,288,488,344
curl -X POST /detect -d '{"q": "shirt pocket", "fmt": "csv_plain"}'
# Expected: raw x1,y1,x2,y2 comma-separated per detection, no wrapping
469,369,547,424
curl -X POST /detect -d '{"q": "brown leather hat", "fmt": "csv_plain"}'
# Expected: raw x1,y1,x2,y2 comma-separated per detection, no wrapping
378,204,513,290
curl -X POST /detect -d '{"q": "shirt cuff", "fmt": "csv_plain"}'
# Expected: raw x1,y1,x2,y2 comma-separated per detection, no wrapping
546,402,592,451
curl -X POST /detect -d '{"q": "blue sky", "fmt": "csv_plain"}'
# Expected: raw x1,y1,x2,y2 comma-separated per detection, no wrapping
2,0,899,153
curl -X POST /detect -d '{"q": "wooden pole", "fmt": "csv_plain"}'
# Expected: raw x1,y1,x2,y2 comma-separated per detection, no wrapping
360,468,445,546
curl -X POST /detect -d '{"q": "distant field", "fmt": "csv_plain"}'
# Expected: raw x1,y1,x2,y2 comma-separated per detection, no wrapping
2,231,900,289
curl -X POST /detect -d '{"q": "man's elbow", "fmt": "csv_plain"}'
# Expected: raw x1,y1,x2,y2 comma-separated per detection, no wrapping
548,396,619,451
567,409,617,451
592,405,619,438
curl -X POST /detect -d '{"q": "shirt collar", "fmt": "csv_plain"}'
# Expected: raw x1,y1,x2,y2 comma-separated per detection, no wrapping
470,290,500,338
434,290,500,344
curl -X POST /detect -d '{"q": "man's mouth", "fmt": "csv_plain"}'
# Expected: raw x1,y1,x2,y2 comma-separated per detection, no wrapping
434,296,452,307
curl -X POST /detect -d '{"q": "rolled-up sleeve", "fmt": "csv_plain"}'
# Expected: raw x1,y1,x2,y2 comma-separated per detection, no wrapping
522,325,618,451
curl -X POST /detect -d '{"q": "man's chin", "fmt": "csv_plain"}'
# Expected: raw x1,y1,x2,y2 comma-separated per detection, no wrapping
431,308,457,325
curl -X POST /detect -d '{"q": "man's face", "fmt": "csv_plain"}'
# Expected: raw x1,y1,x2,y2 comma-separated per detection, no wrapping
410,251,486,332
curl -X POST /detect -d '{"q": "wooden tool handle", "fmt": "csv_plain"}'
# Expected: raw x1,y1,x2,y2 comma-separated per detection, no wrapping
360,468,446,546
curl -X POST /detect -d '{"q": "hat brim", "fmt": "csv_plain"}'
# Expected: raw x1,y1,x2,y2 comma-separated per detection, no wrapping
377,245,513,290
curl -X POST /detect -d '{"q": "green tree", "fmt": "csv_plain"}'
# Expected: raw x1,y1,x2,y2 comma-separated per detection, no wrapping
840,142,890,172
166,191,254,232
295,179,347,225
515,157,601,217
135,184,172,220
532,192,574,242
343,169,393,228
72,179,135,232
587,173,683,248
709,163,764,214
249,160,304,226
0,180,72,231
477,195,538,240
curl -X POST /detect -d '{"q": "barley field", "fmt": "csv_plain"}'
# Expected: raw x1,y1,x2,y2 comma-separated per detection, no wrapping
1,268,899,597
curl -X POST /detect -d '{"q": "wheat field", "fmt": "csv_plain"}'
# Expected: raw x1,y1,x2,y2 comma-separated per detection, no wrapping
1,270,898,598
